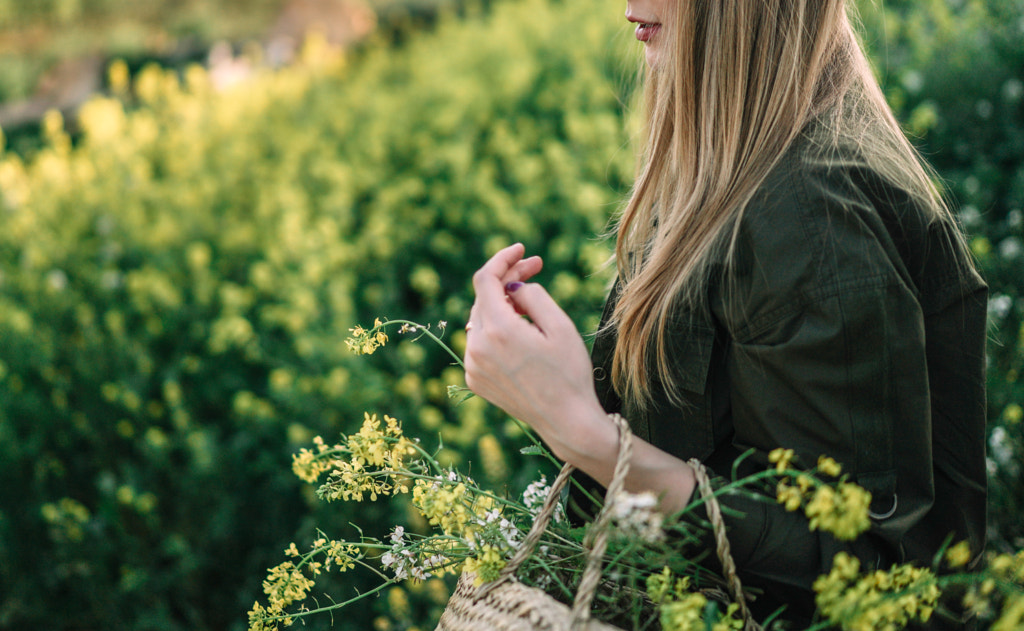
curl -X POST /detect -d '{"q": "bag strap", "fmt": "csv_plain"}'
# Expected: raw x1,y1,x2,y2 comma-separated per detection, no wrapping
688,458,763,631
474,414,632,629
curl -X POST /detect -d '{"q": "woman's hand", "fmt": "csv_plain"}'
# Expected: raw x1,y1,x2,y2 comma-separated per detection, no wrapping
464,243,698,513
463,243,611,462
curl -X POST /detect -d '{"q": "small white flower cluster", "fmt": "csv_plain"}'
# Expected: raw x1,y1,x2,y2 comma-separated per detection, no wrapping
477,507,521,550
523,475,565,524
380,526,447,580
608,491,664,543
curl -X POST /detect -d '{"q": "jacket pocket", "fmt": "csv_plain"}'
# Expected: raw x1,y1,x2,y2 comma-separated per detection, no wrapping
667,322,716,395
624,322,718,460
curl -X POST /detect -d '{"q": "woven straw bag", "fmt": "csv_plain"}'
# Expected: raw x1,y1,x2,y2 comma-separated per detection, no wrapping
435,414,763,631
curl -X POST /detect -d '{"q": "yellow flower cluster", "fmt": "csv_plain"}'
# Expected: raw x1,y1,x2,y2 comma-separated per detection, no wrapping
251,561,314,628
962,550,1024,629
40,497,91,543
813,553,939,631
772,449,871,541
994,594,1024,631
409,471,502,551
249,537,363,630
323,539,360,572
412,477,473,536
345,319,389,355
988,550,1024,583
944,540,973,568
305,413,417,502
647,567,742,631
769,447,796,472
348,413,415,470
291,435,342,483
804,483,872,541
463,544,507,586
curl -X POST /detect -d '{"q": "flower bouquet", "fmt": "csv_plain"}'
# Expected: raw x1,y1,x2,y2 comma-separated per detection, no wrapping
248,319,1024,631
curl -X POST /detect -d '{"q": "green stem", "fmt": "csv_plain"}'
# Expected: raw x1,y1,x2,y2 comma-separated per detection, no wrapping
381,319,465,369
263,579,398,622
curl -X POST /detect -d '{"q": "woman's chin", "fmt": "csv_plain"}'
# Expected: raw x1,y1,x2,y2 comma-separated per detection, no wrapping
644,46,661,68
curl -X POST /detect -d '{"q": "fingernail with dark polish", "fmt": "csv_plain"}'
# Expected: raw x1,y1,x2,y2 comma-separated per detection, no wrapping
505,282,524,293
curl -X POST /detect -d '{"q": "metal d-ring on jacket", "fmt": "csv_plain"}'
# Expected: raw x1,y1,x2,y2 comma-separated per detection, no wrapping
586,131,988,627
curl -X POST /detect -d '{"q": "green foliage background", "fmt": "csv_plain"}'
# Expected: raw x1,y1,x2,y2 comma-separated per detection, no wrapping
0,0,1020,629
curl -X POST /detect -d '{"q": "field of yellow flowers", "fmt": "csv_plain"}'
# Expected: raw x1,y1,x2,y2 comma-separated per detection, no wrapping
0,0,1021,629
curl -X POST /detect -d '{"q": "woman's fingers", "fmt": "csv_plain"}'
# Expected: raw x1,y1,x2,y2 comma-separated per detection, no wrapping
503,282,568,337
472,244,529,326
502,256,543,285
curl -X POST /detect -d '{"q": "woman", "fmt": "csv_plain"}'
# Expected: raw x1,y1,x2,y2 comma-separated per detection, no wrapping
463,0,987,627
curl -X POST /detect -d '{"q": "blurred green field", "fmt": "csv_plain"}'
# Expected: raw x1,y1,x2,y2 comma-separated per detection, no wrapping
0,0,1021,629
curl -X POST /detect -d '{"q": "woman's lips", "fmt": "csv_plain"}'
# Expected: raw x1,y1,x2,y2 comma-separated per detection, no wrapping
635,22,661,42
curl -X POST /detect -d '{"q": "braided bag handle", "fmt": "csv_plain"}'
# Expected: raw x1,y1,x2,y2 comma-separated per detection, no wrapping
474,414,632,630
687,458,763,631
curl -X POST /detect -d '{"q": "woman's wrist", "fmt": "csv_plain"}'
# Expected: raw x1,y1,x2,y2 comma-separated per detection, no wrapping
548,407,698,515
545,401,620,468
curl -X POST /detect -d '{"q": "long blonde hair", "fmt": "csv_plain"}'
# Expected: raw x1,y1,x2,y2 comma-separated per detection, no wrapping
610,0,954,408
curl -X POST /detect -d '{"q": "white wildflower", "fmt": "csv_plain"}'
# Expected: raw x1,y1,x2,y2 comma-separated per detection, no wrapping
390,526,405,545
523,475,565,523
380,525,439,581
499,518,520,549
608,490,664,543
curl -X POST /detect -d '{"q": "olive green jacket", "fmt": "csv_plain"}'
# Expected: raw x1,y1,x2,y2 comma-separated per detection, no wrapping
586,135,988,627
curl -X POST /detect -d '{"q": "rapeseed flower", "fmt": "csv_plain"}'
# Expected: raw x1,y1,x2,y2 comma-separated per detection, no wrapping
818,455,843,477
769,447,795,472
412,477,473,535
464,544,507,585
814,553,939,631
773,454,871,541
299,414,416,501
345,318,389,355
945,541,972,568
993,593,1024,631
647,567,742,631
805,483,872,541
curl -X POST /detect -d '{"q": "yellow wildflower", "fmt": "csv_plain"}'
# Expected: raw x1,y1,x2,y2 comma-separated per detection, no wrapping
310,414,416,502
814,553,940,631
817,455,843,477
464,544,507,585
345,318,389,355
659,592,707,631
776,481,803,512
412,478,473,536
796,473,814,492
769,447,795,473
963,586,993,618
291,436,342,483
324,540,360,572
945,541,972,568
804,482,871,541
993,593,1024,631
648,567,741,631
989,553,1015,576
262,561,315,619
